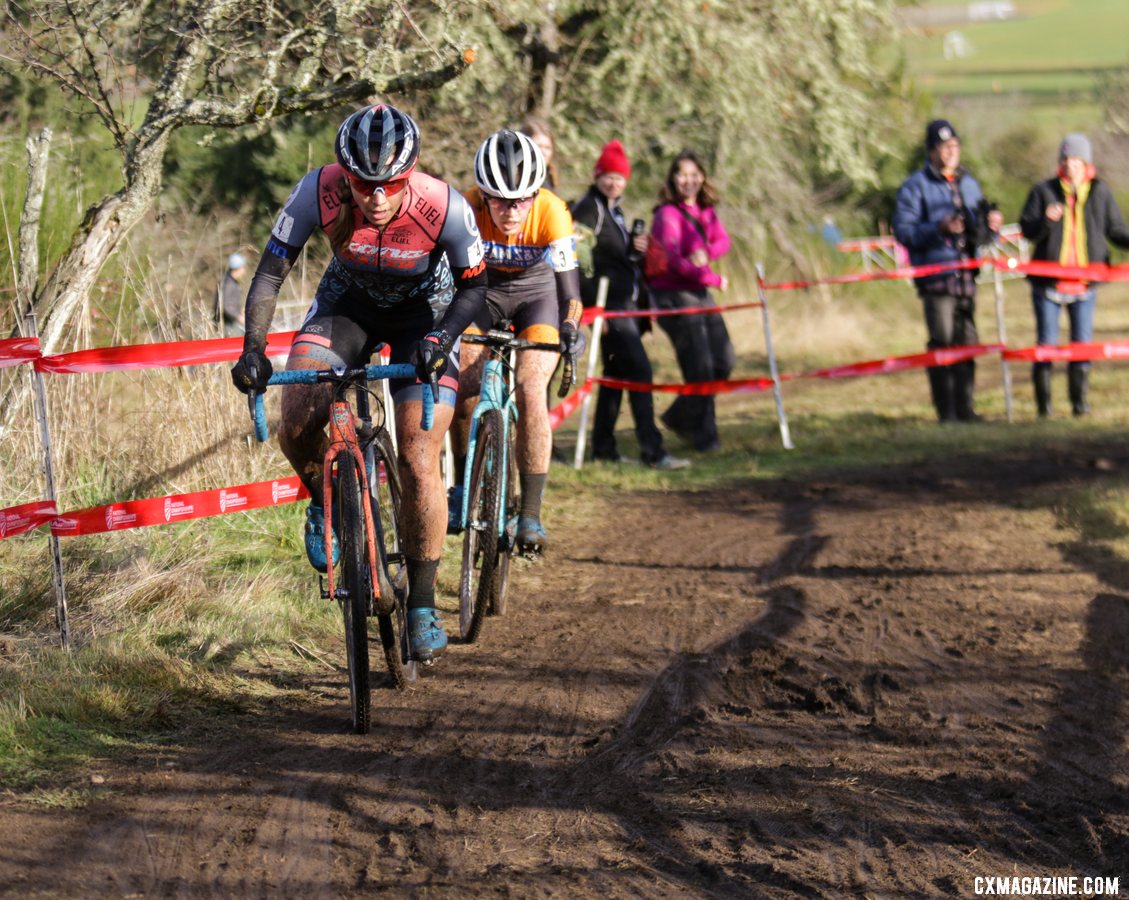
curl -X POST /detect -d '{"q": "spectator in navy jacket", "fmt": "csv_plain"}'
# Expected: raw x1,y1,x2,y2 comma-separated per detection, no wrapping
893,120,1003,422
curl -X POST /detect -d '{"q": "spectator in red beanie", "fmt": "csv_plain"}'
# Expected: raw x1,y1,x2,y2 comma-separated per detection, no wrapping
571,141,689,469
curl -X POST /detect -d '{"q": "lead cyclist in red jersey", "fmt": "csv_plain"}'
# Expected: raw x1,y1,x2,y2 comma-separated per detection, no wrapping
230,104,487,661
450,129,585,554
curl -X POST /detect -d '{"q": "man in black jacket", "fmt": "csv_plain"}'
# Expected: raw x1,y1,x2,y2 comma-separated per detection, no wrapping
1019,133,1129,416
571,140,688,469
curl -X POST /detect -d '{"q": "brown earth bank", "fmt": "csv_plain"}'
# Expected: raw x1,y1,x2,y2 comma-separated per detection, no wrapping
2,445,1128,898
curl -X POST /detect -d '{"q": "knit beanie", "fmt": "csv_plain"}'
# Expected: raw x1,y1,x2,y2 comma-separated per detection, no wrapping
594,140,631,179
925,119,959,150
1059,133,1092,164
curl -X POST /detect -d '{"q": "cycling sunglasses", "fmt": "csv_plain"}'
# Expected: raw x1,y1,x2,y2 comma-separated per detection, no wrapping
348,173,410,197
484,191,539,210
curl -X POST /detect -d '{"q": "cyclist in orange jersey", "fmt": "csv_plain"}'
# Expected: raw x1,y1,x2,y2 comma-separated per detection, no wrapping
449,129,585,554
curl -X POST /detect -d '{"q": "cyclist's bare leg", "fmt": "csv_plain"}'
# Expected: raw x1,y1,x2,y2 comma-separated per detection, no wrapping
451,340,485,465
395,399,456,559
279,355,334,495
513,348,558,473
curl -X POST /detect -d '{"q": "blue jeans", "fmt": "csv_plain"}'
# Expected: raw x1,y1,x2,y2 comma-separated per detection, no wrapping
1032,284,1096,346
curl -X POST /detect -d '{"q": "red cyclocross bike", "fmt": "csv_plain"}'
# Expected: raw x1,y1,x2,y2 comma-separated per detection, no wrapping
252,361,434,734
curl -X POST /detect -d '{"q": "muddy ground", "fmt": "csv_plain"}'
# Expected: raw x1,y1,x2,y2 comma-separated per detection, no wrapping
2,444,1128,898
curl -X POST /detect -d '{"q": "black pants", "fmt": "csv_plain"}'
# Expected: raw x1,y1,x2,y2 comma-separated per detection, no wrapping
653,289,735,449
922,292,979,421
592,316,666,462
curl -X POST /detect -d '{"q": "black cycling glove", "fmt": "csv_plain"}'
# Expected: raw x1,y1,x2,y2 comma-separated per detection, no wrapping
231,349,273,395
411,329,452,383
559,321,587,366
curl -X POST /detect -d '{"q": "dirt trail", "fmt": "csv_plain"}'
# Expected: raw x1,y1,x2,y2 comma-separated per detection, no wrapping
3,447,1128,897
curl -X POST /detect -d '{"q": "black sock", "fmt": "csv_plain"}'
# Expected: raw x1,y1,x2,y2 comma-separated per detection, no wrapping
406,557,440,610
519,472,548,520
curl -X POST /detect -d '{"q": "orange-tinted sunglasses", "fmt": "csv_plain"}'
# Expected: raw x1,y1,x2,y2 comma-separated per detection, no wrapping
348,173,410,197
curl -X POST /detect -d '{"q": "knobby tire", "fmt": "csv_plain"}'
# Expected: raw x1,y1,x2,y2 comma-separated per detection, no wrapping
459,410,502,643
490,414,519,618
370,430,412,687
337,454,372,734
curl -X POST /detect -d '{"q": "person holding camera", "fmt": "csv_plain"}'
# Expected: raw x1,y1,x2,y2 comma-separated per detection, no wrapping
571,140,689,469
894,119,1003,423
1019,133,1129,417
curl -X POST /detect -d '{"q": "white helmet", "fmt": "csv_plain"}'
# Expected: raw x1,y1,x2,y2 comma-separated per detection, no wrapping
474,129,546,200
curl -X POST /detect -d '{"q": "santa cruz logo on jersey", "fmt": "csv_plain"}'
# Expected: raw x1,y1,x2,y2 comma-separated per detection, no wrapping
340,241,430,272
483,241,549,269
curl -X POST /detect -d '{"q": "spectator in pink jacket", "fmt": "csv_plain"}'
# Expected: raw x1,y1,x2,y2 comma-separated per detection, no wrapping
648,150,735,452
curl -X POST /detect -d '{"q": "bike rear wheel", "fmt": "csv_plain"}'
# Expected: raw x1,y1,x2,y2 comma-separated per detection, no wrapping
336,453,371,734
459,410,502,643
370,430,415,686
491,413,519,617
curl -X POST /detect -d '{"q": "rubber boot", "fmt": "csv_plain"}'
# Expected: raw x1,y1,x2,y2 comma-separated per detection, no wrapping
954,360,981,422
1033,363,1052,418
927,367,956,423
1068,363,1090,417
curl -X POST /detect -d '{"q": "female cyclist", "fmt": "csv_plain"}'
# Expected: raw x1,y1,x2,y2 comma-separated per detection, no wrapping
230,104,487,662
449,129,585,554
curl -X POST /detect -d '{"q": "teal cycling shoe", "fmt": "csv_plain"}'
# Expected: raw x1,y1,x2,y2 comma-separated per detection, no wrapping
516,515,547,555
446,484,464,535
407,608,448,661
304,502,340,573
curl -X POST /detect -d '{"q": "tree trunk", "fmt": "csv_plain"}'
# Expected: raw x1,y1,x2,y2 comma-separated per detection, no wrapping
2,134,169,424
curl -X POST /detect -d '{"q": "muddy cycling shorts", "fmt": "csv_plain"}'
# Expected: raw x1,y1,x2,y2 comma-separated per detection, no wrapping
467,275,560,346
289,293,460,405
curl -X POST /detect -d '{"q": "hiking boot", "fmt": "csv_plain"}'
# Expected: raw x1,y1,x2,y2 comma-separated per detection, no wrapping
407,608,448,662
516,515,547,555
304,502,340,573
649,452,691,471
447,485,464,535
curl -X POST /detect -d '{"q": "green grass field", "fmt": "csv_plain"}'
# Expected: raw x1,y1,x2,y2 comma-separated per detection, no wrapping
901,0,1129,100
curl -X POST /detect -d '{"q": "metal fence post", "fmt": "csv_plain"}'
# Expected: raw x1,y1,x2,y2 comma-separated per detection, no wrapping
754,264,794,450
992,261,1014,422
572,277,609,470
24,312,70,648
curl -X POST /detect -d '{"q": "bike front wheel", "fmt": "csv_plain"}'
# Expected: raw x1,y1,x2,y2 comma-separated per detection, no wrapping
491,412,519,618
370,429,415,686
336,453,372,734
459,410,503,643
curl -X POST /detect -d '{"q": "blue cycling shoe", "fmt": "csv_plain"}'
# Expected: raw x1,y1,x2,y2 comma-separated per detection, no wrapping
407,608,448,661
304,502,340,573
516,515,547,555
446,485,464,535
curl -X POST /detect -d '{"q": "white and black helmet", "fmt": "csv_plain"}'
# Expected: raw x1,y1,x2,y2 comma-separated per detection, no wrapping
474,129,546,199
335,104,420,182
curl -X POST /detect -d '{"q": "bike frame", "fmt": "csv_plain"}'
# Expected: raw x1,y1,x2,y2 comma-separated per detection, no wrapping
322,385,383,610
458,350,517,543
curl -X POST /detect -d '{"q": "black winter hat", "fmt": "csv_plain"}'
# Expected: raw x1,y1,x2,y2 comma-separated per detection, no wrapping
925,119,959,150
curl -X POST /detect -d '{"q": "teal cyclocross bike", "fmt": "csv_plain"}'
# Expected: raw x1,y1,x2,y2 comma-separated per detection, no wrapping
455,327,572,643
251,361,434,734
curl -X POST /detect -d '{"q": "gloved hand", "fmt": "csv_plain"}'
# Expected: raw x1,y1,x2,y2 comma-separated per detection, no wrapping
412,330,451,383
559,321,586,366
231,349,273,395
